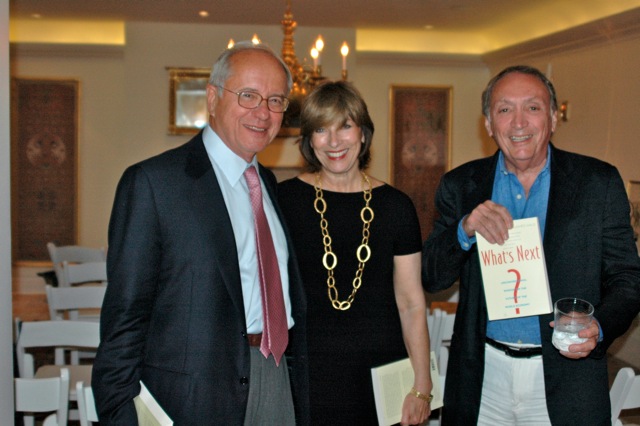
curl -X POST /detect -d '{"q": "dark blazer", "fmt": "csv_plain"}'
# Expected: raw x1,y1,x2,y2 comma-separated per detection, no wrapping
423,144,640,426
92,132,309,425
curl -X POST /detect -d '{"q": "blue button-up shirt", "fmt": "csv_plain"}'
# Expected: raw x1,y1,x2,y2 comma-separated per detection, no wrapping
458,147,551,344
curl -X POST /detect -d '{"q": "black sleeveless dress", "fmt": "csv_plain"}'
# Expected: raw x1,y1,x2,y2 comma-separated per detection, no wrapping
278,178,422,425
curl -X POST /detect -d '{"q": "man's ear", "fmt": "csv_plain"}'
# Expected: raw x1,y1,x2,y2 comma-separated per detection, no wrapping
206,84,218,118
484,116,493,137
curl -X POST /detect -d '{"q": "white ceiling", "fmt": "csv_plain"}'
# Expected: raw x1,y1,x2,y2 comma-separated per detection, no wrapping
9,0,640,54
9,0,640,33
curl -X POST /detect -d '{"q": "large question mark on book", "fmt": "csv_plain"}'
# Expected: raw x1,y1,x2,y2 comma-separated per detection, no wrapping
508,269,521,314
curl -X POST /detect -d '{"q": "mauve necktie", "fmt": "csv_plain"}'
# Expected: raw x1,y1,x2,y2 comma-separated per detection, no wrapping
244,165,288,366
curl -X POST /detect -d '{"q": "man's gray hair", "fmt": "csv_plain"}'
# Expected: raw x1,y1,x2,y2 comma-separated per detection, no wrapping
482,65,558,118
208,41,293,95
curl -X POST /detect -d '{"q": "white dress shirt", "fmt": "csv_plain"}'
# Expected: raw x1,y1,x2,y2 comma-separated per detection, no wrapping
202,125,293,333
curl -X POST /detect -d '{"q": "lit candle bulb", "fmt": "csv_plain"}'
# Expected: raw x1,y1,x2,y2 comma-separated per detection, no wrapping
314,35,324,65
251,34,261,45
227,39,235,49
340,42,349,71
310,48,319,71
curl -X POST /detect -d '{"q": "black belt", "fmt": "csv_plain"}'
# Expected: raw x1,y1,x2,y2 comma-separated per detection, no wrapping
486,337,542,358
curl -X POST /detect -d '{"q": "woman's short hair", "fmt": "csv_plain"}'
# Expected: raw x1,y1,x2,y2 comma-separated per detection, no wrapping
481,65,558,118
208,41,293,94
299,81,374,172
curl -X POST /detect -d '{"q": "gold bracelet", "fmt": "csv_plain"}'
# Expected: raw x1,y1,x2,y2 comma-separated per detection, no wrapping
409,387,433,403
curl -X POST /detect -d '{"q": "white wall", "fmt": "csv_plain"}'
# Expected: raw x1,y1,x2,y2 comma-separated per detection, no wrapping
1,0,15,421
11,47,126,249
11,22,356,248
547,35,640,184
12,23,496,250
355,55,491,181
484,33,640,184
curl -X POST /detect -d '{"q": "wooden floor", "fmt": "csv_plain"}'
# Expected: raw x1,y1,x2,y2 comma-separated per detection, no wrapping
12,293,49,322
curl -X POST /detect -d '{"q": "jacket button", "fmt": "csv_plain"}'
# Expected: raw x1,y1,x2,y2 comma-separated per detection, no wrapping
240,377,249,385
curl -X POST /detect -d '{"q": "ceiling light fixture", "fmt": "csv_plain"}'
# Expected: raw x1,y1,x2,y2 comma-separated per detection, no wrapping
228,0,349,101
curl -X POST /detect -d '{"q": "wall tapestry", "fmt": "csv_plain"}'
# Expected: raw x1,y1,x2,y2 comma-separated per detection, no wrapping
390,85,451,240
11,78,78,262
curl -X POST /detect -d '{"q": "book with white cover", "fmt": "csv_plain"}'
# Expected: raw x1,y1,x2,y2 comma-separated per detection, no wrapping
371,351,444,426
134,381,174,426
476,217,552,320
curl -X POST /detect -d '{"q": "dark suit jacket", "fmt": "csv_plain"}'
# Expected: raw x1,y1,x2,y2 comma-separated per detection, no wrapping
423,145,640,426
92,132,310,425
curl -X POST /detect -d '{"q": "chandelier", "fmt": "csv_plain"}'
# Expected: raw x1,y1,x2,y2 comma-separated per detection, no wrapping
227,1,350,131
278,0,349,99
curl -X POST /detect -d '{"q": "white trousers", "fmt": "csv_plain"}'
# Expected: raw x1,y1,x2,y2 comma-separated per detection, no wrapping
477,343,552,426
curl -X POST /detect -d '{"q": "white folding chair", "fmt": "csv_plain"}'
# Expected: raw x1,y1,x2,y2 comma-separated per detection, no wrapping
427,308,443,352
427,309,456,372
610,367,640,426
426,309,456,426
15,320,100,422
76,381,99,426
46,284,106,321
45,284,106,364
47,242,106,287
15,368,70,426
61,261,108,287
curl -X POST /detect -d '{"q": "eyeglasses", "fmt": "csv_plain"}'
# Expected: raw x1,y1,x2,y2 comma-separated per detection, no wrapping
217,86,290,113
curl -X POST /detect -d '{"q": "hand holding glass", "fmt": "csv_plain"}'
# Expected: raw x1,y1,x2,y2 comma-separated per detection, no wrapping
552,298,594,352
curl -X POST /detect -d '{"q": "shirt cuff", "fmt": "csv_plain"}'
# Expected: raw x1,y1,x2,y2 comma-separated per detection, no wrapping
457,216,476,251
595,318,604,342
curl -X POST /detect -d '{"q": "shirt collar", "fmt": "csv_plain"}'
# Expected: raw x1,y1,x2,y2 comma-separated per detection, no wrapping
497,145,551,177
202,125,259,187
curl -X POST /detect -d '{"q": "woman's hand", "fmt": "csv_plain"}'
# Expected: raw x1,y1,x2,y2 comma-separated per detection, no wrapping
400,391,431,425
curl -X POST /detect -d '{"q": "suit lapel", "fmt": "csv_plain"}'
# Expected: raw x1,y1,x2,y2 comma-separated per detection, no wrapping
466,153,499,214
543,146,579,269
185,134,246,321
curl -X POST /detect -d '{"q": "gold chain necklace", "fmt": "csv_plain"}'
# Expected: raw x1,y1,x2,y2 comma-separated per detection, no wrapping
313,172,374,310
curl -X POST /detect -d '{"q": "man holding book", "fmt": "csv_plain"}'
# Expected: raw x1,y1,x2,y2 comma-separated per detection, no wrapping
422,65,640,425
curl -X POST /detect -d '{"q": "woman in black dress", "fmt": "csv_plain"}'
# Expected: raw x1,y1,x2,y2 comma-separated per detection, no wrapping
278,81,433,425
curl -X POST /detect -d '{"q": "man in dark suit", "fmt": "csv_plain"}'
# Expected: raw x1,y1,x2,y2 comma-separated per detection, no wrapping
423,65,640,425
92,41,309,425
